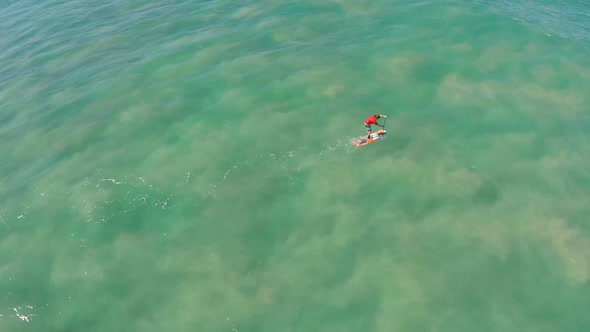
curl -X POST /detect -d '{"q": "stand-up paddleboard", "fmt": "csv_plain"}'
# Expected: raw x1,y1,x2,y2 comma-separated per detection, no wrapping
352,130,386,147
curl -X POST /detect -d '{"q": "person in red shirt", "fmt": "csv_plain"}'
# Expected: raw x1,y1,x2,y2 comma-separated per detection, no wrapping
364,114,387,139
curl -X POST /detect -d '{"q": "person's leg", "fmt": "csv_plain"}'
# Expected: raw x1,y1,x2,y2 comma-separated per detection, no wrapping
365,125,372,139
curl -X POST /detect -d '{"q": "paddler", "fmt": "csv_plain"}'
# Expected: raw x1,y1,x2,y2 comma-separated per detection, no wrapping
364,114,387,139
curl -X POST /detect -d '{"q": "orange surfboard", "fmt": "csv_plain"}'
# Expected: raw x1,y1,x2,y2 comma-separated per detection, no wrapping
352,130,386,147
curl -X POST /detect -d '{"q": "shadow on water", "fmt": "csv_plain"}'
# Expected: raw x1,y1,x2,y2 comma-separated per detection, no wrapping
413,57,450,83
471,180,502,206
386,134,411,151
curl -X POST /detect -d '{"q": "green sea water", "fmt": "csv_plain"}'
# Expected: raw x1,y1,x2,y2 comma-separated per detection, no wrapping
1,0,590,331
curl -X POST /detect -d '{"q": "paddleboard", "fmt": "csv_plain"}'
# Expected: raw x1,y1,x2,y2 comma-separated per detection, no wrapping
352,130,386,147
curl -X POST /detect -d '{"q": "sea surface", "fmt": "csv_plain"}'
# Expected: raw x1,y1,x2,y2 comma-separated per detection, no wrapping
1,0,590,331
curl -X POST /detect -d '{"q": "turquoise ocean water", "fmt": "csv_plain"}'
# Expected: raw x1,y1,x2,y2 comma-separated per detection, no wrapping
1,0,590,331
